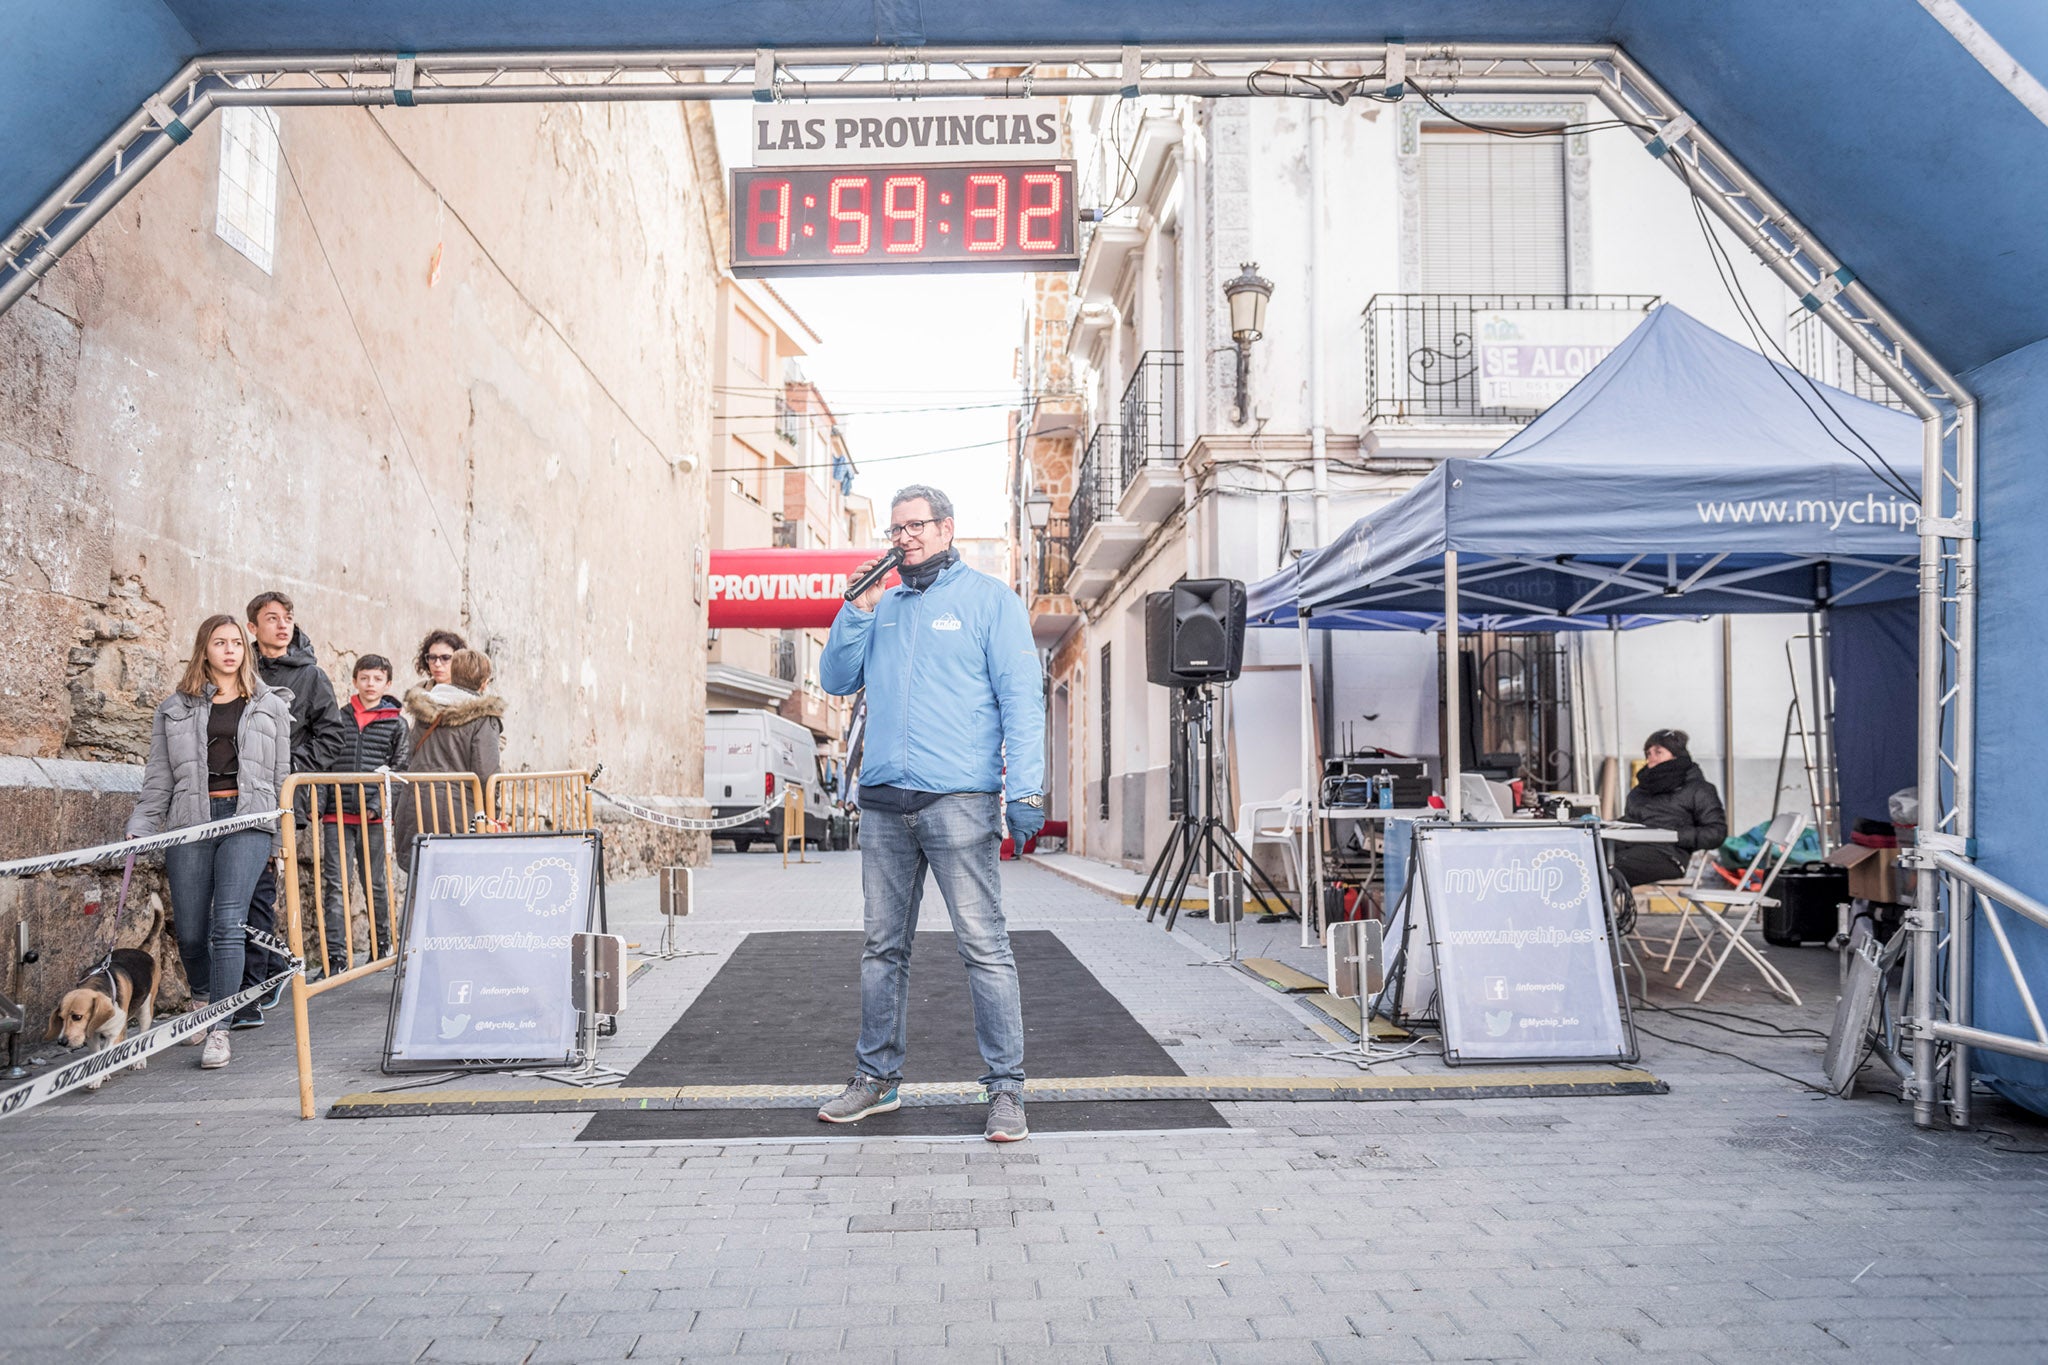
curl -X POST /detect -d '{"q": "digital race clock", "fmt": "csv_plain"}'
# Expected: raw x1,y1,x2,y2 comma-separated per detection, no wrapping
730,162,1079,277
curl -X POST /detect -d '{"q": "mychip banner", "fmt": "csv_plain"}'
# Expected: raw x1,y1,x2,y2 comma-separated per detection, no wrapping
384,832,601,1070
1416,824,1633,1064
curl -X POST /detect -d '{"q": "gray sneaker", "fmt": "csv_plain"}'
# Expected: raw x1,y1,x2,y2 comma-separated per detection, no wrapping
984,1090,1028,1143
817,1075,900,1124
198,1031,231,1070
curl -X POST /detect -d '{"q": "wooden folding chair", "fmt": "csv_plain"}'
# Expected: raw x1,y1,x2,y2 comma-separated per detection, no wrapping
1673,811,1809,1004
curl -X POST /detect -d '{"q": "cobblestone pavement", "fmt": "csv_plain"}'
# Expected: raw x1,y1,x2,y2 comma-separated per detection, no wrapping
3,849,2046,1364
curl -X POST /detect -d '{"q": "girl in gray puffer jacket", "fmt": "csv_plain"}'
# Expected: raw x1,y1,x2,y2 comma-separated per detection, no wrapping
126,614,294,1069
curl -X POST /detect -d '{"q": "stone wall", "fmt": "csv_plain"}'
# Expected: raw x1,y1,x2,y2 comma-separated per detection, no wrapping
0,100,725,1038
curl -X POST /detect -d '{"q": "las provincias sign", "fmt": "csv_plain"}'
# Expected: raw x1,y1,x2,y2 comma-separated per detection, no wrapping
750,98,1063,167
708,549,900,629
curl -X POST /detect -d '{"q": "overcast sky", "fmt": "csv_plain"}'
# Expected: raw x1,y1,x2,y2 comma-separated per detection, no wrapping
711,105,1026,539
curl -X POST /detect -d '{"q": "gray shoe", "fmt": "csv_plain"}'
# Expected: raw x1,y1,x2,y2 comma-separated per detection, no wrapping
984,1090,1028,1143
199,1031,231,1070
817,1074,900,1124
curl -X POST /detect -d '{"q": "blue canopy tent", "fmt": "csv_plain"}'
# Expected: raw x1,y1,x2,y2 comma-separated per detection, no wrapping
4,0,2044,1123
1249,305,1920,931
1288,306,1923,621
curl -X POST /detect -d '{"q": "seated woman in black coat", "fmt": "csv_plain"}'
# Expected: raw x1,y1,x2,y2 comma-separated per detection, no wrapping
1613,728,1728,889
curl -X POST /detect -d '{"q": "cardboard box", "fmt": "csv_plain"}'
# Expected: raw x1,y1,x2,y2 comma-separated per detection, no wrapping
1826,843,1901,903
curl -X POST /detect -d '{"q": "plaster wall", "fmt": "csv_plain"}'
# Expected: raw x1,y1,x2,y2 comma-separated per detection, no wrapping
0,99,723,1025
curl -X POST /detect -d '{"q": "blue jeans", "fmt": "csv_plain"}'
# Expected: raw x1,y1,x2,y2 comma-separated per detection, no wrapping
318,820,391,974
164,796,274,1031
857,792,1025,1093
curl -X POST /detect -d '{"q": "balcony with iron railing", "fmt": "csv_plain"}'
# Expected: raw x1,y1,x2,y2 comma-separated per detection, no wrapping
1069,424,1121,551
1362,294,1659,427
1067,423,1148,601
1026,515,1080,644
1786,308,1915,412
1115,351,1184,522
1035,517,1073,598
775,396,801,446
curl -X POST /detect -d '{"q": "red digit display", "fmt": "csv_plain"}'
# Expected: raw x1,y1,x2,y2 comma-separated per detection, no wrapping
730,162,1077,277
965,173,1006,252
827,177,871,255
746,177,791,255
1019,172,1061,252
882,175,926,253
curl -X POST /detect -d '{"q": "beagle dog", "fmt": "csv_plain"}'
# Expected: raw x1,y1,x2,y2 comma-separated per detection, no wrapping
48,947,160,1091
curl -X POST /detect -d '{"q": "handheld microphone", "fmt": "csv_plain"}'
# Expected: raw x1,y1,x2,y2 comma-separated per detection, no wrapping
843,547,904,602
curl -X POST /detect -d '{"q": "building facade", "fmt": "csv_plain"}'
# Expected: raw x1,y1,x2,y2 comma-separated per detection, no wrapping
705,278,872,769
0,99,727,1017
1017,87,1842,872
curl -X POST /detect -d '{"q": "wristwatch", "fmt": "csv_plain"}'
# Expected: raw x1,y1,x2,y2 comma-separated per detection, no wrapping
1017,793,1045,809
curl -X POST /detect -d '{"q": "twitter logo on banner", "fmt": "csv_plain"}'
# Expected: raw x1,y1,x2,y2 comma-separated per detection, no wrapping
440,1014,471,1039
1485,1010,1514,1038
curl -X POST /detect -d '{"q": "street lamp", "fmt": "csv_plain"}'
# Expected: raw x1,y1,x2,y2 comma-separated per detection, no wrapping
1026,491,1053,531
1223,261,1273,426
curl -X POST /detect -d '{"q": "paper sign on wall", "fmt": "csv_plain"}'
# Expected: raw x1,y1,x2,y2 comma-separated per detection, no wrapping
1475,309,1645,409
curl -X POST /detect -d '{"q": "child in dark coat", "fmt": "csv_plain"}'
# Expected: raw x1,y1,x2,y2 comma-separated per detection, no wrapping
314,655,410,978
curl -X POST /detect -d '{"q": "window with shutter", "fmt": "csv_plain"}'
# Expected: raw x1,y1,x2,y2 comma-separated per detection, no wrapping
1418,127,1567,295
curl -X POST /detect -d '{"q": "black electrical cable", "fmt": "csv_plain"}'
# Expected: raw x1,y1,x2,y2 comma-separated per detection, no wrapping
1635,998,1830,1041
370,1070,470,1093
1097,97,1143,220
708,434,1009,475
713,396,1028,416
362,110,684,474
1980,1127,2048,1156
275,138,464,578
1687,196,1920,504
1407,81,1645,138
1632,1020,1833,1094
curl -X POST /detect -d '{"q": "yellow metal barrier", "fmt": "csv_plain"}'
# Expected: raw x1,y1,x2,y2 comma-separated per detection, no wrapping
487,769,596,832
281,770,487,1120
781,787,810,866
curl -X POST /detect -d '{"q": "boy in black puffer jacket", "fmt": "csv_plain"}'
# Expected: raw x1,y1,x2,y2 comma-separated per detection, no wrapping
314,655,411,978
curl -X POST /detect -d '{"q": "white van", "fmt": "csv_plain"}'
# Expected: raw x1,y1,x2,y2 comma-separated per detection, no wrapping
703,708,829,852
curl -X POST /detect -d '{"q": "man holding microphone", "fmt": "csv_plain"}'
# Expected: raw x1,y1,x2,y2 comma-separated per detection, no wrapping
817,485,1046,1142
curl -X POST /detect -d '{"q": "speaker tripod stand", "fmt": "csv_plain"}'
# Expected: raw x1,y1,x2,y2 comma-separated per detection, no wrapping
1134,684,1295,934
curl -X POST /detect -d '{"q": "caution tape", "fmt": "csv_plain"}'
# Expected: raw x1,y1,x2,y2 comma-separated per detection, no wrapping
590,787,784,833
0,926,303,1121
0,809,284,879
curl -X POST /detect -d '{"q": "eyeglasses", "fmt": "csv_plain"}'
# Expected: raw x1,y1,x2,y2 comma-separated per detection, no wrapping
425,653,455,664
886,518,939,540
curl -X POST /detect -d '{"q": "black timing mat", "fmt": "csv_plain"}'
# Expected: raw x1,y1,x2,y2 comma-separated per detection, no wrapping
576,929,1223,1140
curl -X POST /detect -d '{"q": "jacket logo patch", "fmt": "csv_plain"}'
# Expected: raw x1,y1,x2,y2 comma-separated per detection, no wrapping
931,612,964,632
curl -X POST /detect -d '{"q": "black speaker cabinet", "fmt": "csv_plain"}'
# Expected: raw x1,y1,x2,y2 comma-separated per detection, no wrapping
1145,578,1247,687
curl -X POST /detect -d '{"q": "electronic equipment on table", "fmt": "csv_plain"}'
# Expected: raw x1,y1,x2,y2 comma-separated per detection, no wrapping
1322,752,1432,811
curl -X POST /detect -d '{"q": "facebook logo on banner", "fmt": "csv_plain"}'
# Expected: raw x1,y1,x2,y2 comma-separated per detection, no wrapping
447,980,472,1006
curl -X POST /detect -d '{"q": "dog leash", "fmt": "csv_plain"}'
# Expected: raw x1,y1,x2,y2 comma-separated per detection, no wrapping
76,852,138,991
87,852,137,960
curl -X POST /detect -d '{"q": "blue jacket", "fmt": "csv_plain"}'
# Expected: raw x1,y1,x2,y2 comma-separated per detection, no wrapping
820,557,1045,799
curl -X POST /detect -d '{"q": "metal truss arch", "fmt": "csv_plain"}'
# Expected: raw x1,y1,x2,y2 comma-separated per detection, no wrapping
0,39,1985,1127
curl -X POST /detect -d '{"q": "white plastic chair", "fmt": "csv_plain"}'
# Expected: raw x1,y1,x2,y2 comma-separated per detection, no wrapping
1237,788,1306,904
1673,811,1809,1004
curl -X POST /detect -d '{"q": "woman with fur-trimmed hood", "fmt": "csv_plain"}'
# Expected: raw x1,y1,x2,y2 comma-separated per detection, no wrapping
394,648,505,854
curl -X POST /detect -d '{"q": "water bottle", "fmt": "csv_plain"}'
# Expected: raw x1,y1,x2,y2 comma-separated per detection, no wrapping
1377,775,1394,810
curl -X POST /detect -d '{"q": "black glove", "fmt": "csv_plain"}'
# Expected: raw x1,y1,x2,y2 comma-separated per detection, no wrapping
1006,798,1045,846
